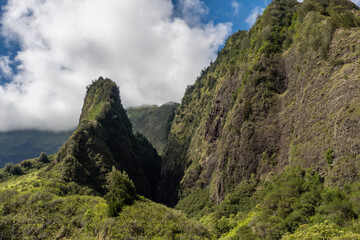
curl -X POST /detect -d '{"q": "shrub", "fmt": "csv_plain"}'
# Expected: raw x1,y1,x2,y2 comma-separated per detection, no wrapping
4,163,23,176
325,149,334,165
38,152,50,163
282,221,360,240
105,167,138,217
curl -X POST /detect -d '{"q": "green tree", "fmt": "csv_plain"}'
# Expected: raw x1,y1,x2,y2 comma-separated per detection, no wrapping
105,166,138,217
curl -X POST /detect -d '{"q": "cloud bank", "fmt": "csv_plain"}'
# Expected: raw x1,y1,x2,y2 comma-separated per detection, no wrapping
0,0,231,131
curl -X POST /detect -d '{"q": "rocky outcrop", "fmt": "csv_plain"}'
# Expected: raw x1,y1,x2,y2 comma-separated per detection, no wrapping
51,77,162,199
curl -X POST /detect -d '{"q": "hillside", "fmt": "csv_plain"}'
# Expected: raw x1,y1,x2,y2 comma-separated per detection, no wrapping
0,130,72,168
126,102,179,155
160,0,360,205
157,0,360,238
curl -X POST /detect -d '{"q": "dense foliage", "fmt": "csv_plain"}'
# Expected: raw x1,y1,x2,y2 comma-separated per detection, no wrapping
105,167,138,217
0,164,210,239
0,153,53,183
175,166,360,239
2,160,360,239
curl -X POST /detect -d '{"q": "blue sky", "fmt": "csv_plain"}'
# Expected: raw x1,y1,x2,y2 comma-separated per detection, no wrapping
171,0,269,34
198,0,268,32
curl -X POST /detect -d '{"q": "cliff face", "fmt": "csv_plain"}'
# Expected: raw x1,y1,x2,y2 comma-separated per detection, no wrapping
159,0,360,206
126,102,179,155
52,77,161,199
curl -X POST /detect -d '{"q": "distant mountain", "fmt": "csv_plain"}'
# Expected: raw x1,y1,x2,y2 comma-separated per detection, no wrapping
126,102,179,155
0,130,72,167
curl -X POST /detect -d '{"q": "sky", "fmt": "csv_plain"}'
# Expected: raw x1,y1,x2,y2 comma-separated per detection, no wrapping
0,0,358,132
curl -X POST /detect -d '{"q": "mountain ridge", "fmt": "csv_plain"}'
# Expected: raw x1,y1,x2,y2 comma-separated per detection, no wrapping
158,0,360,206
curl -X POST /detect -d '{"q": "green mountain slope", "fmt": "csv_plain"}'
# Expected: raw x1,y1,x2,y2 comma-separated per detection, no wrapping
159,0,360,206
126,102,179,155
157,1,360,238
50,77,162,199
0,130,72,168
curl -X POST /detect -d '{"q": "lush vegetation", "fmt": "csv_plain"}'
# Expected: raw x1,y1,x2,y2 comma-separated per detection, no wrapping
0,152,53,183
126,102,179,155
105,167,138,217
175,166,360,239
0,77,210,239
2,159,360,239
0,162,211,239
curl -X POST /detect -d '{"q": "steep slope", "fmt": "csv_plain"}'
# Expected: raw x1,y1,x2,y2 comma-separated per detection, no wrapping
0,130,72,167
50,77,161,199
159,0,360,207
126,102,179,155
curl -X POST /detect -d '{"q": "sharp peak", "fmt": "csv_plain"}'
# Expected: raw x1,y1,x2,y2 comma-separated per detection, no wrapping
79,77,122,123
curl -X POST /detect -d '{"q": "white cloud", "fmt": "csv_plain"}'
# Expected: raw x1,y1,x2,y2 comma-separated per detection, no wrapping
0,0,231,131
177,0,209,26
231,0,240,15
245,6,265,27
0,56,12,76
